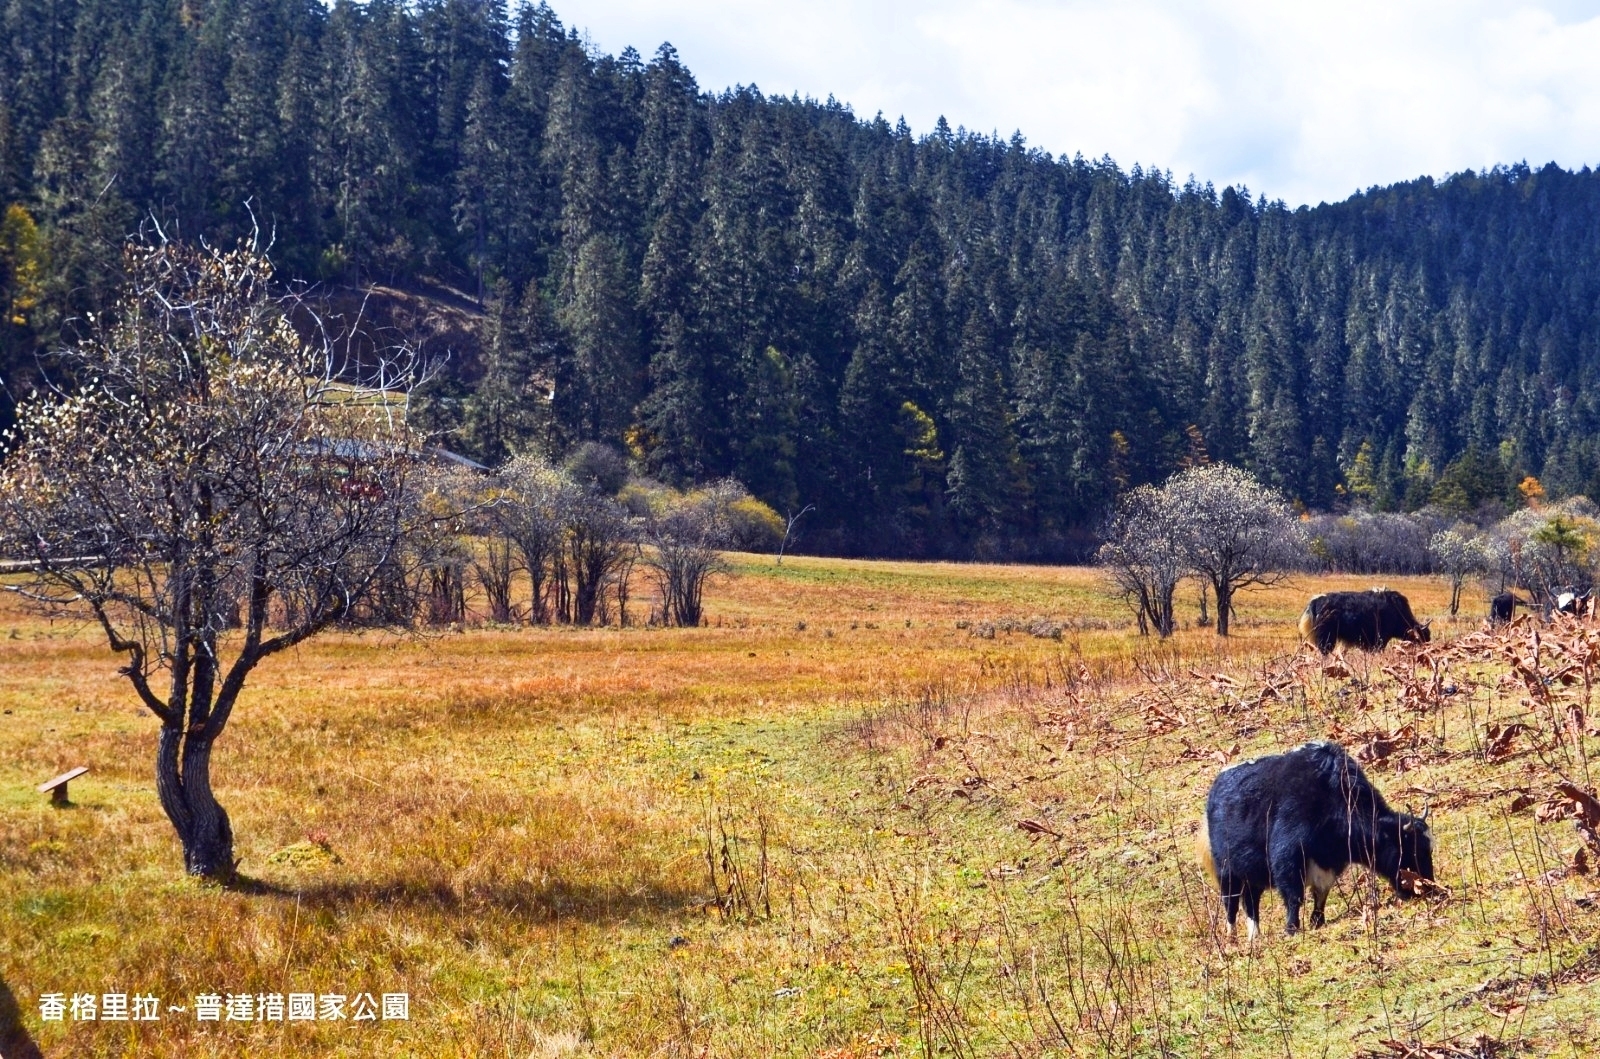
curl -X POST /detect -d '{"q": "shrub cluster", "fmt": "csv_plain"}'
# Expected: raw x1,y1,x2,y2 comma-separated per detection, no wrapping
398,445,782,629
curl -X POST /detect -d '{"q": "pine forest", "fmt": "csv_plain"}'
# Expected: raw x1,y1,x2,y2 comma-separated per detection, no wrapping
5,0,1600,557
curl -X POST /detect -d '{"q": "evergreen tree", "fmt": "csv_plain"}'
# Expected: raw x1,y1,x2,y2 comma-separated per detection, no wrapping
11,1,1600,555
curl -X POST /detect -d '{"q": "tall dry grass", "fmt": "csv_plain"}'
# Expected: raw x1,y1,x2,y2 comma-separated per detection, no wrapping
2,560,1596,1057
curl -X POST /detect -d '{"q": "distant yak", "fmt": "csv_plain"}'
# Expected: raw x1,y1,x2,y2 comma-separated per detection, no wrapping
1298,589,1429,654
1200,741,1434,939
1489,592,1530,625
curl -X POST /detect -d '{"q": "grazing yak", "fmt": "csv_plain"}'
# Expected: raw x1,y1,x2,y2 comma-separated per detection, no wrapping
1489,592,1514,624
1299,589,1429,654
1489,592,1531,625
1200,741,1434,940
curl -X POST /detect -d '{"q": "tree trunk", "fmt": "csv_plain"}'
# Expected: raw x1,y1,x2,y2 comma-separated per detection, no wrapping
615,561,632,626
1214,581,1232,636
156,725,235,879
575,575,598,625
524,555,549,624
1156,584,1176,637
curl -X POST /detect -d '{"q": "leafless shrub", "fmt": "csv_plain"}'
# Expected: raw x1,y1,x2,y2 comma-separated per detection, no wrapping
494,453,572,624
641,481,748,627
472,534,518,623
1306,512,1434,574
702,800,772,922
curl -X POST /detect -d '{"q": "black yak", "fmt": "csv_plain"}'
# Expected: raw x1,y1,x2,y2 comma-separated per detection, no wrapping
1200,741,1434,939
1489,592,1530,625
1298,589,1429,653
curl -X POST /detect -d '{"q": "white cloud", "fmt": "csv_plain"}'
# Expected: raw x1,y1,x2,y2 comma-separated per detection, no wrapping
565,0,1600,207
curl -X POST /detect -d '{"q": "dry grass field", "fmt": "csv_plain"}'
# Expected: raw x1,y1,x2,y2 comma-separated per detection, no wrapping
3,555,1599,1058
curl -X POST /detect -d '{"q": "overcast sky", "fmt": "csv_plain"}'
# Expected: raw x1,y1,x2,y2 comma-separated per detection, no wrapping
562,0,1600,208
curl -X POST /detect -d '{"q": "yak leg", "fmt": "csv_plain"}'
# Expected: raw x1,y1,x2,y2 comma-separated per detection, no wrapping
1221,882,1263,943
1270,851,1307,935
1307,863,1338,928
1241,886,1264,943
1222,889,1241,936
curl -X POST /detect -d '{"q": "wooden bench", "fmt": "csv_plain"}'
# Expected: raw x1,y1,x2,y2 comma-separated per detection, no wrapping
38,766,89,807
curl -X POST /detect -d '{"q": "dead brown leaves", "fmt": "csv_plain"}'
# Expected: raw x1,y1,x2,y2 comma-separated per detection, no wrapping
1483,620,1600,711
1321,657,1353,678
1176,739,1239,765
1482,721,1535,762
1187,667,1296,712
1550,779,1600,830
1397,867,1452,899
1357,1034,1507,1059
1142,700,1188,735
1327,720,1427,769
1533,780,1600,861
1016,817,1062,841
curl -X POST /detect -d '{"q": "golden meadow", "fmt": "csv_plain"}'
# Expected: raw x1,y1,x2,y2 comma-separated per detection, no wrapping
3,557,1597,1057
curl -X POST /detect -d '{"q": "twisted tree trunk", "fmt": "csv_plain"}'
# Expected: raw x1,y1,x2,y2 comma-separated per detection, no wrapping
156,724,235,878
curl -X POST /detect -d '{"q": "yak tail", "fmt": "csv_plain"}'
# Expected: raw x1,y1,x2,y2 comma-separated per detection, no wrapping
1297,605,1316,648
1197,814,1217,889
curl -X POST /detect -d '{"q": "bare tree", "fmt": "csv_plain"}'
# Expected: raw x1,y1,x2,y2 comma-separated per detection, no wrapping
1097,485,1184,637
605,541,641,626
471,535,518,623
432,467,518,624
408,466,478,626
564,487,633,626
776,504,814,564
0,239,423,878
1168,464,1305,637
495,454,572,624
643,481,745,627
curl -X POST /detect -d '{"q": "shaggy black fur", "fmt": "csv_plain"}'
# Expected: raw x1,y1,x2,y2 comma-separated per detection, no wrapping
1489,592,1528,624
1202,741,1433,936
1298,589,1429,654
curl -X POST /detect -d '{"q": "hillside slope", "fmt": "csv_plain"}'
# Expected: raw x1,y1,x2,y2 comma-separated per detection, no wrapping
4,2,1600,554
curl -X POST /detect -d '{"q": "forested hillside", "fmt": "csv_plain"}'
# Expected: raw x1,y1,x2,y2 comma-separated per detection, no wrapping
5,0,1600,557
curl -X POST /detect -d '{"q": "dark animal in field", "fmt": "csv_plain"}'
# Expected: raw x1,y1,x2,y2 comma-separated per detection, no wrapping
1489,592,1532,625
1298,589,1429,653
1200,741,1433,940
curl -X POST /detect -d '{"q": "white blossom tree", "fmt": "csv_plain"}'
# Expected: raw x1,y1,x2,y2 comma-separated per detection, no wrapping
1167,464,1306,637
1429,528,1487,616
0,240,423,878
1098,484,1185,637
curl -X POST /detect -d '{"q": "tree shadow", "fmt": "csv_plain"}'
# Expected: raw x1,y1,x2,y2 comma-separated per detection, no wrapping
0,971,45,1059
224,872,699,925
